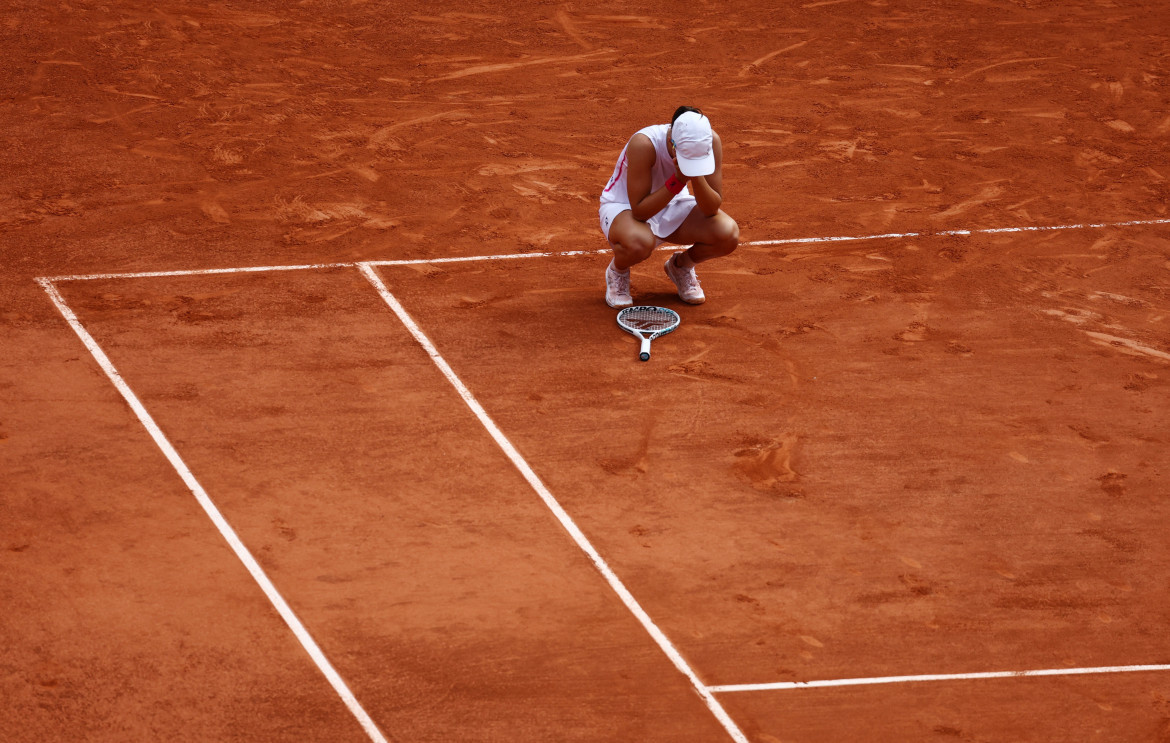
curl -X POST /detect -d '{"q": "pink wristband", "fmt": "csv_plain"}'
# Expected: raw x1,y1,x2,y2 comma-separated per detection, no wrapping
665,175,685,195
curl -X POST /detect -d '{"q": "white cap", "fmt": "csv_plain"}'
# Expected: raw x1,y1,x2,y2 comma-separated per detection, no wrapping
671,111,715,177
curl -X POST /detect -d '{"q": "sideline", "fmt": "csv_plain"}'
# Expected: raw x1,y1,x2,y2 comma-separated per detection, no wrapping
357,262,750,743
36,277,393,743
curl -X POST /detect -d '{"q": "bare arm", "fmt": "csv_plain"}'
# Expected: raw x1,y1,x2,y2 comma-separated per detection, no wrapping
625,134,679,222
689,132,724,217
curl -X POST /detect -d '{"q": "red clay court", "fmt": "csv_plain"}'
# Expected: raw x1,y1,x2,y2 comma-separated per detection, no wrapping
4,2,1170,741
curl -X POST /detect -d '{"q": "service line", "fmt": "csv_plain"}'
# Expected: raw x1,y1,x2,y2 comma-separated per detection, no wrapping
356,262,750,743
36,278,392,743
708,663,1170,693
37,216,1170,283
745,217,1170,246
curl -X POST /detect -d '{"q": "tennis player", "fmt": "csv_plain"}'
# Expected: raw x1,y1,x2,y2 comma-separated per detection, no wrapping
600,106,739,308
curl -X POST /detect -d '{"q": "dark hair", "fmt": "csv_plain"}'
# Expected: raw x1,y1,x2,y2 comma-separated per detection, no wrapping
671,106,703,124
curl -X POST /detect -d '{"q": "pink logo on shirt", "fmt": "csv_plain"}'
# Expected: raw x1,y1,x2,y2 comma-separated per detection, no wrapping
603,154,627,193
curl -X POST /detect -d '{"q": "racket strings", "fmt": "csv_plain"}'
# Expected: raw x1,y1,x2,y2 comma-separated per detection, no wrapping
619,307,676,332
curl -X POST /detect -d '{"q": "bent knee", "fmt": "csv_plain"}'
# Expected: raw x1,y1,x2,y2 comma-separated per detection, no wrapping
617,235,657,261
715,214,740,253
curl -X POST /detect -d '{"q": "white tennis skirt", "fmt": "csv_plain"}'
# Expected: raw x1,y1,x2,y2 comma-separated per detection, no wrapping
599,195,697,244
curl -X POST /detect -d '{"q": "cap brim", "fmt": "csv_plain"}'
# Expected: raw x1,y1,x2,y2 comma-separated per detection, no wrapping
677,152,715,177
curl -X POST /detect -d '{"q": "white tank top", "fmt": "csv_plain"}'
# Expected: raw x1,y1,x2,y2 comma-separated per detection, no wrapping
600,124,690,207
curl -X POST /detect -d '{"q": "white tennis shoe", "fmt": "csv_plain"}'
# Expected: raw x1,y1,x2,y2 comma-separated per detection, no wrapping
664,253,705,304
605,262,633,308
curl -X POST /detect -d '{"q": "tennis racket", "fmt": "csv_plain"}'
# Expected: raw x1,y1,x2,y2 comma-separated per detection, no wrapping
616,306,680,361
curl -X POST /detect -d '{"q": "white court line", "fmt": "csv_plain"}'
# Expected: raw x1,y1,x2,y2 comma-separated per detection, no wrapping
708,664,1170,693
356,262,750,743
38,216,1170,282
44,261,356,283
36,278,392,743
746,217,1170,246
35,214,1170,738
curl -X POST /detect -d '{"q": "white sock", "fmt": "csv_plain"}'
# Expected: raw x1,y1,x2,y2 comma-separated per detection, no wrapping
674,251,696,270
609,258,629,275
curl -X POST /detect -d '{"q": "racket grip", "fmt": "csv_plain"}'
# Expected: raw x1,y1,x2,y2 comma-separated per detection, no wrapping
639,337,651,361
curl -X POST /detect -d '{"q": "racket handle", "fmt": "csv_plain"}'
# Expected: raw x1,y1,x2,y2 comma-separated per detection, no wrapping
639,337,651,361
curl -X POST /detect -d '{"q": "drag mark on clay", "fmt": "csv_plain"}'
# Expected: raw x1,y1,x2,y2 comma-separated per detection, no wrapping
668,359,741,385
128,146,189,163
433,50,614,81
1089,291,1148,308
894,321,931,343
478,159,578,177
929,184,1004,221
740,40,810,77
86,103,160,125
554,8,593,50
582,15,667,29
1084,332,1170,363
1041,301,1170,363
98,85,166,101
199,200,230,224
953,56,1059,82
369,110,470,137
801,0,856,8
733,434,800,493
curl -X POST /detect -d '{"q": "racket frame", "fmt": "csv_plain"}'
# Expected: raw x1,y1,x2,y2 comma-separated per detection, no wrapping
616,305,681,362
